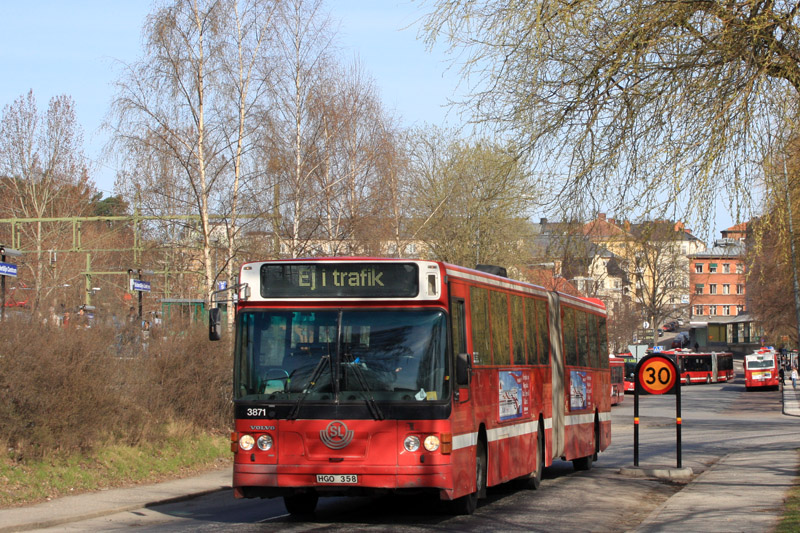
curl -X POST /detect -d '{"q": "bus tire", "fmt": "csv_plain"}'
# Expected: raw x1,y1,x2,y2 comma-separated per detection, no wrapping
532,423,544,489
452,438,486,515
284,492,318,515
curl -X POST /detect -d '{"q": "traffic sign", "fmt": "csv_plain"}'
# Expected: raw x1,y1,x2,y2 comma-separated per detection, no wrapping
0,262,17,277
637,355,677,395
130,279,151,292
633,353,683,468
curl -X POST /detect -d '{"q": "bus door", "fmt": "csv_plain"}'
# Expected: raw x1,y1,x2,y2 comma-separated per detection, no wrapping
547,292,565,459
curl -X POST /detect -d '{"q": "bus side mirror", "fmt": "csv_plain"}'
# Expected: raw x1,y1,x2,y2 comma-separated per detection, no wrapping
456,352,471,386
209,307,222,341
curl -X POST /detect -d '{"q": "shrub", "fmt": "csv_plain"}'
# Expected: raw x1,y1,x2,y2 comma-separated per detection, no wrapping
0,315,231,461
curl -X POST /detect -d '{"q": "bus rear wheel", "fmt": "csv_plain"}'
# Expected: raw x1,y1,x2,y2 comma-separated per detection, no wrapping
513,423,544,490
284,492,318,515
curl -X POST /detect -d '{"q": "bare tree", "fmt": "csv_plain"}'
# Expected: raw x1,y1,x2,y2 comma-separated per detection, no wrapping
617,222,693,346
0,91,93,313
421,1,800,231
263,0,335,258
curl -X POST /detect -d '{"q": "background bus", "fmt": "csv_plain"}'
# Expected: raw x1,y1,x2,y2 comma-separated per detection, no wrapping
744,350,780,391
618,352,637,392
609,355,625,405
216,258,611,515
671,350,734,384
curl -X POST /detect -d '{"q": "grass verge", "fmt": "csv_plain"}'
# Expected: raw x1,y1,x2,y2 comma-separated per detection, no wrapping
777,451,800,533
0,430,230,508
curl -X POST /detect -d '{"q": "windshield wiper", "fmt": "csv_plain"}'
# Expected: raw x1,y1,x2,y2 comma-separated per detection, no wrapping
342,353,384,421
288,354,330,420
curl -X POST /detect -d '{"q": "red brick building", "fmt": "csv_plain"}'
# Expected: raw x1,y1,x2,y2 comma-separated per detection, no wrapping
688,224,754,347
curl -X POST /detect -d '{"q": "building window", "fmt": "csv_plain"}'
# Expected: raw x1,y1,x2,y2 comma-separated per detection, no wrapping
695,263,704,273
695,305,704,316
736,284,744,295
723,263,730,273
709,284,717,295
723,284,730,295
709,306,717,316
695,284,704,295
723,305,730,316
737,305,744,314
736,264,744,274
709,263,717,273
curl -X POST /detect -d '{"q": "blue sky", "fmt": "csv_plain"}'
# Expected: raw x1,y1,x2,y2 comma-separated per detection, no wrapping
0,1,458,197
0,1,733,238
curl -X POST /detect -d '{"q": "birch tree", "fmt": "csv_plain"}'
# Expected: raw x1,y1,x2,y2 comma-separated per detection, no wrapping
110,0,276,305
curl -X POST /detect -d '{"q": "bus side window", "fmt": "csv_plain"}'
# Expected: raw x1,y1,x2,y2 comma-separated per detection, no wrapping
536,299,549,364
563,307,578,366
451,298,466,356
470,286,490,365
525,298,539,365
510,294,525,365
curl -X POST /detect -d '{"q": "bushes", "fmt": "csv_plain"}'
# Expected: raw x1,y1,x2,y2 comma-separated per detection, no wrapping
0,316,231,461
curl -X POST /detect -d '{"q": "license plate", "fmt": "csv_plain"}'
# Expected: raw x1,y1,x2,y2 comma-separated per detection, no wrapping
316,474,358,484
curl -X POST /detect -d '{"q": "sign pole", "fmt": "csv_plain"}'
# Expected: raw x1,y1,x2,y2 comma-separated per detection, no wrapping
1,250,5,322
634,374,640,466
634,353,680,468
676,374,682,468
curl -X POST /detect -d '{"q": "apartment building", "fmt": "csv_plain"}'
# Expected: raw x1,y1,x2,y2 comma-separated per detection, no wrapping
688,226,753,347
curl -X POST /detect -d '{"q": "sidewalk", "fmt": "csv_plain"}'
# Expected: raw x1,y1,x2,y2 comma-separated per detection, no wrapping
0,468,231,533
1,388,799,532
632,382,800,532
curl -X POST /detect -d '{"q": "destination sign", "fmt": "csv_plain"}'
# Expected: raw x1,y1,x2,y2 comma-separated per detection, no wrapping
0,262,17,277
260,263,419,298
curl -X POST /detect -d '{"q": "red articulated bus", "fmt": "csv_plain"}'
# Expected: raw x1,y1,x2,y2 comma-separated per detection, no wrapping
744,349,780,391
609,356,625,405
667,349,734,384
215,258,611,515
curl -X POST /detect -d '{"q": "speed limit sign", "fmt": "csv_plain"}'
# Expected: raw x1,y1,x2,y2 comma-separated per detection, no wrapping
633,353,682,469
637,355,677,395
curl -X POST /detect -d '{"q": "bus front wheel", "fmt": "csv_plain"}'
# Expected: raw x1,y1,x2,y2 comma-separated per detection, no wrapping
452,438,486,515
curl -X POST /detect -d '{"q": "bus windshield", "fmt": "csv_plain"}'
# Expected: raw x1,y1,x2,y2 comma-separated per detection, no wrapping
234,309,448,403
747,358,775,369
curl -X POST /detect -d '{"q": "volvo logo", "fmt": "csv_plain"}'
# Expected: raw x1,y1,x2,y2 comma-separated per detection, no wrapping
320,420,354,449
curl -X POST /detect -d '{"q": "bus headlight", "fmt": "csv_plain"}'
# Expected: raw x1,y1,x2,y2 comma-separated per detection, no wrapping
257,434,273,451
423,435,440,452
404,435,421,452
239,434,255,451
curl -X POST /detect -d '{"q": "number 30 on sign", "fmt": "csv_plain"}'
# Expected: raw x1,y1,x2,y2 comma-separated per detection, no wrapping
638,356,676,395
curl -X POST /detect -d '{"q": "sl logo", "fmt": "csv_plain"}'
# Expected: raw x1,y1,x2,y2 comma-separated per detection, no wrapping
320,420,354,449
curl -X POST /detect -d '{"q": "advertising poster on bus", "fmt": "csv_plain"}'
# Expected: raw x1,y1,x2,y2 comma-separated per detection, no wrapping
499,370,530,421
570,370,593,410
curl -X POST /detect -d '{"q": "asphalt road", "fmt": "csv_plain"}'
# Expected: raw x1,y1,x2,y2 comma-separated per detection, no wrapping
32,370,798,532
